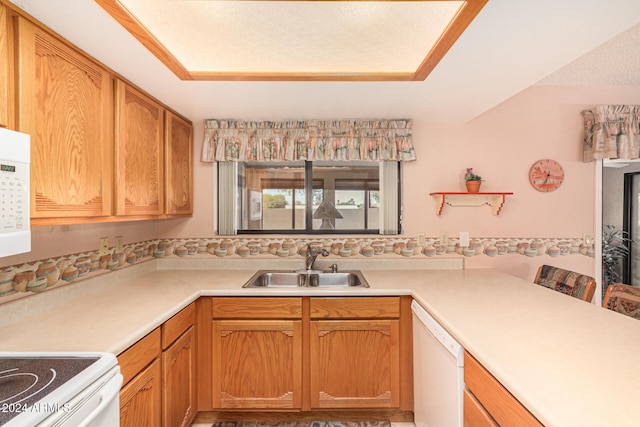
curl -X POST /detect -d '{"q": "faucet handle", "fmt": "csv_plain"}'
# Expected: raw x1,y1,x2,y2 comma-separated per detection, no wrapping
331,264,338,273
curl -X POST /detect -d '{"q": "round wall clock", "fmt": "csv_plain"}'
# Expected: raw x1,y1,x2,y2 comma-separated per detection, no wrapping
529,159,564,192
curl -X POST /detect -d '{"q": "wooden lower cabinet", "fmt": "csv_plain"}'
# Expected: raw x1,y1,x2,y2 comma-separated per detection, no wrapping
118,328,162,427
163,327,196,427
310,302,401,408
120,358,162,427
118,303,196,427
162,303,196,427
212,319,302,409
464,389,498,427
203,296,412,414
210,297,303,409
464,351,542,427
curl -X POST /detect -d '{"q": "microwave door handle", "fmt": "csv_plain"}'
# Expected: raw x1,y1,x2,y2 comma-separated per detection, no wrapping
77,373,123,427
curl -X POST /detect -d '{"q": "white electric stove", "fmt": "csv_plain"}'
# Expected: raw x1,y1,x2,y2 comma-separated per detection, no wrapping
0,352,122,427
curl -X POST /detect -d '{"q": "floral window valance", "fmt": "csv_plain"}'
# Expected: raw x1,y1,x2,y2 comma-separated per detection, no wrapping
582,105,640,162
201,119,416,162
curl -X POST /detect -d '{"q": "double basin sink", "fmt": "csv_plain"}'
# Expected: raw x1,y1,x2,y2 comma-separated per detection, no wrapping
243,269,369,288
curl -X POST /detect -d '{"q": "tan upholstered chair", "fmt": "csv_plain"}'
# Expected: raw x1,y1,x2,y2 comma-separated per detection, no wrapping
602,283,640,320
534,265,596,302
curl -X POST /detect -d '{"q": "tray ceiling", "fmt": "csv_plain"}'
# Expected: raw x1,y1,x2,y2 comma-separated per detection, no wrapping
95,0,487,81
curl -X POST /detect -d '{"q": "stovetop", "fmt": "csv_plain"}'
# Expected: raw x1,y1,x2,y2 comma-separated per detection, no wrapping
0,355,101,425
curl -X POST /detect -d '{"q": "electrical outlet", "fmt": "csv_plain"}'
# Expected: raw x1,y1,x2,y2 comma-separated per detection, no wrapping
417,233,426,246
459,232,470,247
440,231,449,246
116,236,124,253
583,233,593,245
99,237,109,256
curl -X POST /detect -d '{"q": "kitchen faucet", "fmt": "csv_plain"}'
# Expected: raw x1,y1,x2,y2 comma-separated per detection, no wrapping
305,243,329,271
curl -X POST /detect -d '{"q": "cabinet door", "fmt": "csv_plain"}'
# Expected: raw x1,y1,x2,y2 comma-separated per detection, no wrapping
165,111,193,215
115,80,164,216
120,358,162,427
212,319,302,409
0,4,12,129
163,327,196,427
17,18,113,220
310,319,400,409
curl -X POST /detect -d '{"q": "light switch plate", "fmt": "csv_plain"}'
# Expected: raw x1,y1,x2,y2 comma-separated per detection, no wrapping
459,232,470,247
115,236,124,253
99,237,109,256
417,233,426,246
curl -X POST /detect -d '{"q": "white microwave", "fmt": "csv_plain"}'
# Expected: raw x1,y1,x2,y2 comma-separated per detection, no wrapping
0,127,30,257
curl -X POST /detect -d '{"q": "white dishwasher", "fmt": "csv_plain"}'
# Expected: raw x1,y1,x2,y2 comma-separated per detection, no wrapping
411,300,464,427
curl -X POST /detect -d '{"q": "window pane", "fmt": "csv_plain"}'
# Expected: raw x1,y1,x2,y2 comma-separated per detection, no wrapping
239,162,305,231
335,189,365,229
312,163,379,231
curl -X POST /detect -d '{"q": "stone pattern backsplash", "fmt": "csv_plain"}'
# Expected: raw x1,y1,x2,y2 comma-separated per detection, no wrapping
0,236,595,304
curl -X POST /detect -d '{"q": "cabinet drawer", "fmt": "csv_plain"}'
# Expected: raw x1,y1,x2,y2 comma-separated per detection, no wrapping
118,328,161,386
211,297,302,319
464,389,498,427
162,303,195,349
464,351,543,427
310,297,399,319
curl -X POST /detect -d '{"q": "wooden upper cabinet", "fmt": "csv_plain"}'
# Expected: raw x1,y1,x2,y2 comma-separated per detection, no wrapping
10,7,191,224
165,111,193,215
17,17,114,220
0,4,13,129
115,80,164,216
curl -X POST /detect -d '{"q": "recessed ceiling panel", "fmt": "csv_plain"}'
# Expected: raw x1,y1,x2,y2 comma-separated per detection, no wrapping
100,0,487,80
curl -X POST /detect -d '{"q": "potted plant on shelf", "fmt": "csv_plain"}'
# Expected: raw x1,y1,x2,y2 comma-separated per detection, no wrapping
465,168,483,193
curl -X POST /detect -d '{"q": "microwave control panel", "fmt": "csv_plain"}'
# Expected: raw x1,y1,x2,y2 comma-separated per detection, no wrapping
0,160,28,233
0,127,30,257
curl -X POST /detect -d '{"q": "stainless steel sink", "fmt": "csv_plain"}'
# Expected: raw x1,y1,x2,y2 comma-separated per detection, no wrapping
242,270,369,288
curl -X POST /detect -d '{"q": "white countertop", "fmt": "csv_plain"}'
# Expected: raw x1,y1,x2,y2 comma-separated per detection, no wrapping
0,259,638,427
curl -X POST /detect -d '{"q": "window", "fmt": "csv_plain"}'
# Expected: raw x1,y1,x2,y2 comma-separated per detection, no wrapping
217,161,401,234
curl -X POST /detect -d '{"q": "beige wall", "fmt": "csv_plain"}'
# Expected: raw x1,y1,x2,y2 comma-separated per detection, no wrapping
5,84,640,284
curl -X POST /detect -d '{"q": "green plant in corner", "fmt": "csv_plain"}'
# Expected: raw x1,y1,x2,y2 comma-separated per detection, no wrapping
602,225,633,296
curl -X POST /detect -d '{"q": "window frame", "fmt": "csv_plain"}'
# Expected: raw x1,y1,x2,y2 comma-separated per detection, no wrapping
218,160,402,235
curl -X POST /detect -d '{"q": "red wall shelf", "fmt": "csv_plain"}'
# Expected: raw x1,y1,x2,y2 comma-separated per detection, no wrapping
429,192,514,216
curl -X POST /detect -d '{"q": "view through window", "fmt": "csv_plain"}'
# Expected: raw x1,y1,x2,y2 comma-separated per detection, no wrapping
236,161,385,233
